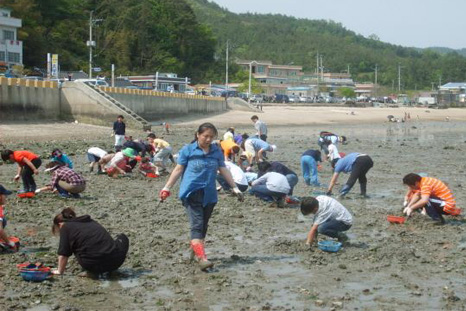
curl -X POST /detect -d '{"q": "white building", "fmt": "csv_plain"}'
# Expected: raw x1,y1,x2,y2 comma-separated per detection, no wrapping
0,8,22,68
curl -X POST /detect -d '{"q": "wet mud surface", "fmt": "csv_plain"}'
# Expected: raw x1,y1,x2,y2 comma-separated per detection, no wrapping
1,120,465,310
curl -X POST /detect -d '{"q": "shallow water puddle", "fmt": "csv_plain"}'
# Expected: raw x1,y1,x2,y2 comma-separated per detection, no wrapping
99,268,150,289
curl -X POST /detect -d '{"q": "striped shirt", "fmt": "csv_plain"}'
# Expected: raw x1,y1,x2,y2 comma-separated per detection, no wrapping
420,177,460,215
51,166,86,188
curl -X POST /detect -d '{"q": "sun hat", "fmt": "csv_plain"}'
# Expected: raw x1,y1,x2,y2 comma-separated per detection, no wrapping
122,148,136,158
0,185,12,195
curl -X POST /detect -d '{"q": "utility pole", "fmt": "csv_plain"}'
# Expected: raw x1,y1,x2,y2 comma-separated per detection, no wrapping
431,82,435,91
398,63,401,93
347,64,350,75
438,75,442,88
316,52,320,97
225,40,229,99
87,11,102,79
374,64,378,97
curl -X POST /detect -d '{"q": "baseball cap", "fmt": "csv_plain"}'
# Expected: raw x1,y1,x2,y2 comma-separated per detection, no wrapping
0,185,12,195
122,148,136,158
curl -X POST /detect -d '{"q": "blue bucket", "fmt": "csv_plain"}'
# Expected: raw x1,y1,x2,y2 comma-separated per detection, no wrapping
317,240,342,253
20,269,50,282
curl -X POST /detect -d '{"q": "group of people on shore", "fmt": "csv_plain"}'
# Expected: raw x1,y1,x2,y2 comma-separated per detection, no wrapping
0,113,462,275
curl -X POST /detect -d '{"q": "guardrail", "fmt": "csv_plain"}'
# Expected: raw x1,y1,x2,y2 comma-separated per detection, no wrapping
0,77,58,88
99,86,223,101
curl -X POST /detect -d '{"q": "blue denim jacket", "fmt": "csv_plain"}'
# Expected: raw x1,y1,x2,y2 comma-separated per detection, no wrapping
178,142,225,206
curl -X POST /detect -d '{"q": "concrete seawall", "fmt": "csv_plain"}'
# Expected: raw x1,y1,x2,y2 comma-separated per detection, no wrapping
0,78,60,120
103,87,226,120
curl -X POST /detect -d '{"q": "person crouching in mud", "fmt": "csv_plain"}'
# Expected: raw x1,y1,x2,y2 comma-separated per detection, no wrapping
300,196,353,247
402,173,461,225
159,123,244,271
51,208,129,277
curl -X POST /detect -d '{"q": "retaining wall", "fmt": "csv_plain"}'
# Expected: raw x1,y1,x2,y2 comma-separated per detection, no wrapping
102,87,226,120
0,78,60,120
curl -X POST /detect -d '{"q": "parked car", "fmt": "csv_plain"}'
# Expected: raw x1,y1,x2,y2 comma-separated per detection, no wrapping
274,94,289,103
288,95,300,103
299,96,307,103
250,94,263,103
75,79,109,87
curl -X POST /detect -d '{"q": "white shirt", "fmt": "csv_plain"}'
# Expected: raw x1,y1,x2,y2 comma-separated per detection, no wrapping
327,143,341,161
254,120,268,136
88,147,107,158
225,162,248,186
223,131,234,141
313,195,353,225
252,172,290,194
105,152,124,169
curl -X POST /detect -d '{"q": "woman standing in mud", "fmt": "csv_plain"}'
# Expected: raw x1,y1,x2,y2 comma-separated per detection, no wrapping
159,123,243,271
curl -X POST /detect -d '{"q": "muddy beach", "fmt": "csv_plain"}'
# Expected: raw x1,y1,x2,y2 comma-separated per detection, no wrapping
1,114,465,311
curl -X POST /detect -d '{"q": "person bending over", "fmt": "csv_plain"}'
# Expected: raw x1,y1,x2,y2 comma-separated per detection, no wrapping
300,196,352,247
51,208,129,277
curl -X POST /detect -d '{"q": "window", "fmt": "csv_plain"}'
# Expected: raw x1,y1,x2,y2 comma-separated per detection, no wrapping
3,30,14,41
0,51,5,61
257,66,265,73
8,52,20,63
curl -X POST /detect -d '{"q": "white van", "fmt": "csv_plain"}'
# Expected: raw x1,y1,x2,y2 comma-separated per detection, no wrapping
75,79,109,87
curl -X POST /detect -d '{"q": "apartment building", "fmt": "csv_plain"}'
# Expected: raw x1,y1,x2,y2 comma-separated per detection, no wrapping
0,8,23,68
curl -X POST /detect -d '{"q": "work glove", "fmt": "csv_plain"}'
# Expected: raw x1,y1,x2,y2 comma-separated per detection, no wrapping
159,187,171,202
326,190,332,196
232,187,244,202
403,207,413,217
403,200,408,207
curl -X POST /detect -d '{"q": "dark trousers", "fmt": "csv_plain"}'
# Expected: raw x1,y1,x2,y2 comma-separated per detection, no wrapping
182,189,216,240
81,233,129,274
22,158,42,192
341,155,373,195
425,197,447,222
216,174,248,192
318,219,352,238
249,184,286,202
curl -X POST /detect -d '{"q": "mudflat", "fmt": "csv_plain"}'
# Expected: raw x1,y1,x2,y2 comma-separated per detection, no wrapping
0,107,465,310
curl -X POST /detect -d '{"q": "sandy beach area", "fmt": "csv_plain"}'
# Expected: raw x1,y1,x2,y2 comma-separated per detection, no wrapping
0,106,465,311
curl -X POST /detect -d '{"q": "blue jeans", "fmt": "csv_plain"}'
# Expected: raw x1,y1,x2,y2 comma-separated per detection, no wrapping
249,184,286,202
182,189,216,239
301,155,319,186
286,174,298,195
318,219,351,238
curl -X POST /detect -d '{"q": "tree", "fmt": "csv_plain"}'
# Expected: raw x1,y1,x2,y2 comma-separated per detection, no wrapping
338,87,355,98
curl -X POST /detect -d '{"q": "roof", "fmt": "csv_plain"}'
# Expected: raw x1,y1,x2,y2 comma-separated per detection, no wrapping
440,82,466,90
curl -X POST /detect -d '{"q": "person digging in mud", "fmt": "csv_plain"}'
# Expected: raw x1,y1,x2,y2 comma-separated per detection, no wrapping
0,185,18,252
87,147,109,173
242,137,277,170
51,148,73,169
38,162,86,198
216,161,248,193
300,149,322,187
51,207,129,277
123,138,154,170
147,133,173,174
138,157,159,177
327,152,373,198
250,169,290,208
317,131,346,158
257,161,298,196
105,148,136,178
300,196,352,247
220,139,241,162
1,149,42,194
159,123,244,271
402,173,461,225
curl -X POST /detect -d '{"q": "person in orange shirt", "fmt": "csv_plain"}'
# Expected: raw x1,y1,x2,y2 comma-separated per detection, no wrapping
1,149,42,193
220,139,240,162
402,173,460,225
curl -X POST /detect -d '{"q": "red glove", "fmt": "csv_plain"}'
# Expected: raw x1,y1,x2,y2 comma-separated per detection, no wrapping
159,189,170,201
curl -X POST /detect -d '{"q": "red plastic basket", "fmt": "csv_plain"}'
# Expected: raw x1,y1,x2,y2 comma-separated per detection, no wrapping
387,215,406,224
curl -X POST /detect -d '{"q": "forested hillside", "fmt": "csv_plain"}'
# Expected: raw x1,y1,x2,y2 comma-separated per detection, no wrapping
3,0,217,82
187,0,466,89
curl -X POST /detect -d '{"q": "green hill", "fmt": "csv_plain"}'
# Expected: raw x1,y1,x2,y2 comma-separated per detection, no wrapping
187,0,466,89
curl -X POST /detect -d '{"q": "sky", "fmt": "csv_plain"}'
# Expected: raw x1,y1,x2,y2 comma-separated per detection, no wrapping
211,0,466,49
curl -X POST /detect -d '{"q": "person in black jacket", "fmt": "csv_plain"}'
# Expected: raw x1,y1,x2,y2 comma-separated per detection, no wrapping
51,208,129,277
112,115,126,151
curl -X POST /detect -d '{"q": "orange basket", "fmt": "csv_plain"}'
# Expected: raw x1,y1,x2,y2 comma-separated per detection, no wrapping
387,215,406,224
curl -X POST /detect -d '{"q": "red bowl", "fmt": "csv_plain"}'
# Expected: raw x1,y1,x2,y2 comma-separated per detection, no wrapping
146,173,159,178
387,215,406,224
